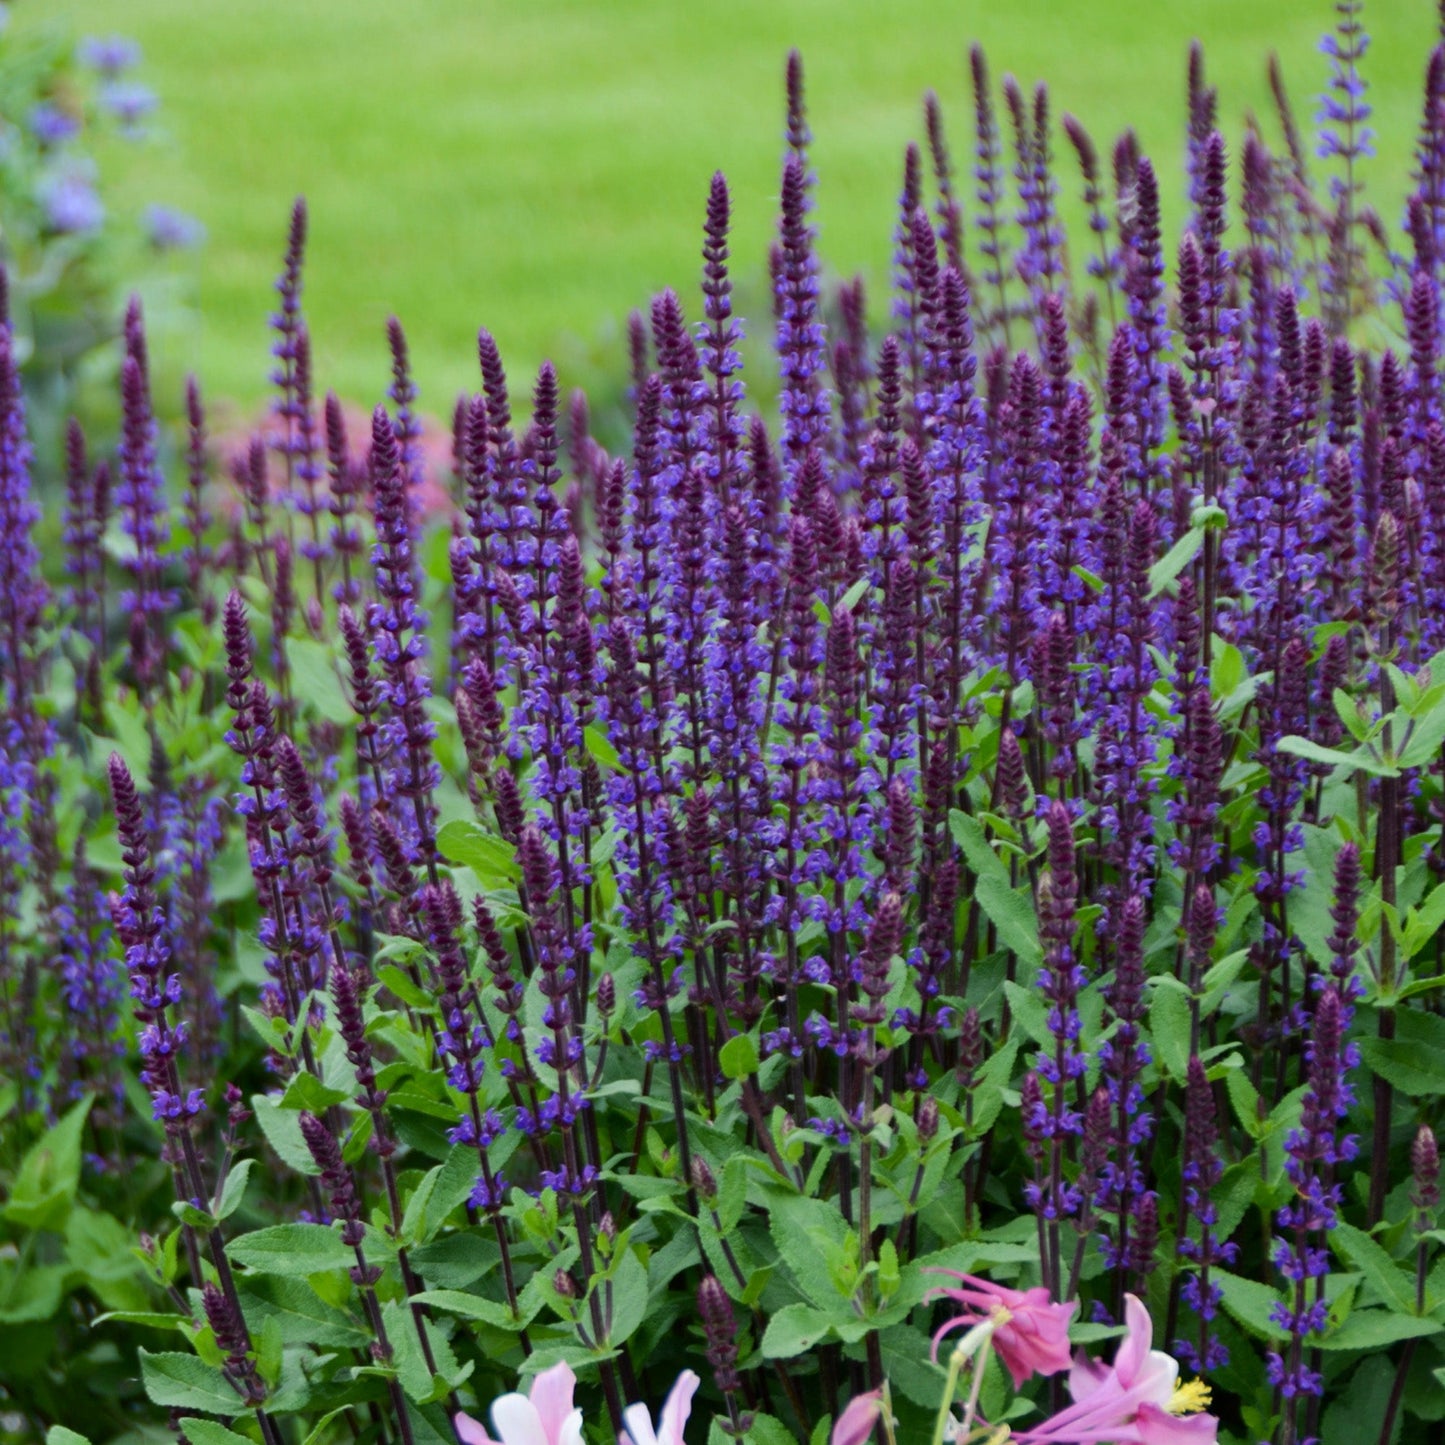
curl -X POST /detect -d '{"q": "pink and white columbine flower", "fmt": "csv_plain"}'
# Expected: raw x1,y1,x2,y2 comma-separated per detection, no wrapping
455,1361,585,1445
621,1369,701,1445
1016,1294,1218,1444
927,1272,1077,1388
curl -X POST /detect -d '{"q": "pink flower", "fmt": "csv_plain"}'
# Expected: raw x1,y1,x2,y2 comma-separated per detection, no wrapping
621,1370,701,1445
927,1272,1077,1388
1016,1295,1218,1444
831,1390,883,1445
455,1361,585,1445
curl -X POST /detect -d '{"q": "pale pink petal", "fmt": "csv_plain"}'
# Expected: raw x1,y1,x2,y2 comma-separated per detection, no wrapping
989,1291,1076,1387
831,1390,883,1445
1113,1295,1156,1387
1068,1346,1112,1404
621,1403,658,1445
456,1412,500,1445
1134,1401,1218,1445
556,1411,584,1445
658,1370,700,1445
491,1395,550,1445
530,1362,578,1445
1133,1349,1181,1410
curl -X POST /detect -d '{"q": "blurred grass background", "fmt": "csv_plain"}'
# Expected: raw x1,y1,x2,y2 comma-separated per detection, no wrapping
13,0,1440,424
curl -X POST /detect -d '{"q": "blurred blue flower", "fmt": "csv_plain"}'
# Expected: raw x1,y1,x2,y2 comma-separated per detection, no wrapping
78,35,141,77
99,81,157,135
42,173,105,234
29,102,81,148
143,204,205,251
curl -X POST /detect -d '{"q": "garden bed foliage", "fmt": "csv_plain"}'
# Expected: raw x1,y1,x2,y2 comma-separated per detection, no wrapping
3,3,1445,1443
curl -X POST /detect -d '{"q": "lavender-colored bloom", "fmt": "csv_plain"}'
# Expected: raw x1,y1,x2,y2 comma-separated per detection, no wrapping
78,35,141,76
107,754,203,1125
115,302,175,702
1267,986,1358,1407
1317,2,1375,182
99,80,158,134
168,777,225,1065
41,172,104,234
56,841,124,1119
367,407,440,868
202,1283,266,1406
701,171,746,499
29,102,80,147
1175,1055,1236,1372
1094,896,1155,1292
1004,79,1063,329
0,326,45,715
1027,801,1086,1297
970,45,1013,341
144,204,206,251
1120,157,1170,496
775,154,830,474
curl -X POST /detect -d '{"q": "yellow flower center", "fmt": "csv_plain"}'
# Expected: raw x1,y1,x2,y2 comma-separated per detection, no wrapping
1168,1379,1212,1416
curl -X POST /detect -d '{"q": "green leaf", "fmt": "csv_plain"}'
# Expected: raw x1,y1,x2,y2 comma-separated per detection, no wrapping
761,1302,835,1358
46,1431,94,1445
240,1006,292,1053
287,638,354,723
974,874,1042,967
1147,978,1192,1082
1148,525,1204,598
92,1310,191,1334
744,1415,800,1445
1331,1223,1417,1314
835,577,870,616
412,1288,518,1327
1199,948,1251,1014
215,1160,255,1222
436,820,519,886
1404,883,1445,959
1276,735,1398,777
1398,689,1445,769
604,1248,650,1349
139,1349,244,1414
583,724,620,773
301,1409,354,1445
387,1300,472,1403
409,1235,500,1290
947,810,1009,886
418,1146,480,1243
769,1194,853,1310
0,1263,65,1324
1317,1310,1442,1350
719,1033,760,1081
4,1095,92,1231
376,962,434,1011
279,1072,351,1113
250,1096,321,1177
1334,687,1372,743
1211,641,1246,702
178,1421,257,1445
1214,1271,1290,1342
172,1200,216,1230
1355,1012,1445,1095
227,1223,357,1276
1001,981,1051,1053
240,1276,370,1348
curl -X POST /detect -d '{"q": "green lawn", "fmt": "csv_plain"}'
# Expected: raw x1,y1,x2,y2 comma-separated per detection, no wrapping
18,0,1439,424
